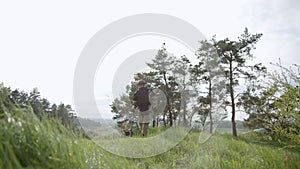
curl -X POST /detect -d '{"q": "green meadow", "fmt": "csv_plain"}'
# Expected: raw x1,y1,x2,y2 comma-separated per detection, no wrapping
1,109,299,169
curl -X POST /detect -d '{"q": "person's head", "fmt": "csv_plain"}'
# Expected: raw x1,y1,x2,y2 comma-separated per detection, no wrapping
138,80,146,88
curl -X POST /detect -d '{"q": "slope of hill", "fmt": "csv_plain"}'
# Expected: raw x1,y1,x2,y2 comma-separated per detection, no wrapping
1,110,299,169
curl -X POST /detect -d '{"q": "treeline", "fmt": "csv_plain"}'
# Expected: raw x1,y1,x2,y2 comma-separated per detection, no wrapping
111,28,265,136
111,28,300,144
0,84,77,129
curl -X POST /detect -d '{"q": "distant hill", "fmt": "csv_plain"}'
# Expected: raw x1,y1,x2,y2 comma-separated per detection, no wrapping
217,120,246,129
75,117,116,130
76,117,102,130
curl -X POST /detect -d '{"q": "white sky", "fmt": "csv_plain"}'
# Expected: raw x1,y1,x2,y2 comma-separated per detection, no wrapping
1,0,299,120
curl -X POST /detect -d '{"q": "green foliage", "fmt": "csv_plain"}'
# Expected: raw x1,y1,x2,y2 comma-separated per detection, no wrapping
245,64,300,145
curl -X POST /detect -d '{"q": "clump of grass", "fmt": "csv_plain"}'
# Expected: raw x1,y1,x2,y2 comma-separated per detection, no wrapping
0,105,109,168
1,107,79,168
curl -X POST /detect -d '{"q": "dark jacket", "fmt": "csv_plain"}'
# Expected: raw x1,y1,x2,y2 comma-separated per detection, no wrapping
133,87,150,112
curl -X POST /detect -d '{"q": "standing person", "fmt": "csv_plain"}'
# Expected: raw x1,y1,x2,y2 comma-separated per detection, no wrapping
133,80,151,137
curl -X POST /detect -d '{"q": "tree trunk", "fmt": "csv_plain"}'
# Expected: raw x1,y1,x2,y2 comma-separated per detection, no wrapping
182,89,187,127
162,71,173,126
229,60,237,137
169,109,173,126
163,113,166,127
209,79,213,133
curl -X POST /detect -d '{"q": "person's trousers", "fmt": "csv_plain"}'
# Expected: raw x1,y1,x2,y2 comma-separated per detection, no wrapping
139,123,149,136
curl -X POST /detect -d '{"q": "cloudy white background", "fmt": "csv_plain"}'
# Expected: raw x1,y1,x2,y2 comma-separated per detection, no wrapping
1,0,299,119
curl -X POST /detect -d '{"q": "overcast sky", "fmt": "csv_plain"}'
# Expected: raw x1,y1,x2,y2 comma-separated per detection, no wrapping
1,0,299,119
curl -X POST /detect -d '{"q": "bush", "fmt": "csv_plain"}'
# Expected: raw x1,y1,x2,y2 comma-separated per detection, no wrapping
245,64,300,146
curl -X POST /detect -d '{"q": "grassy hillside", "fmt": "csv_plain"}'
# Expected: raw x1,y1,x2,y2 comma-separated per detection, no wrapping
1,108,300,169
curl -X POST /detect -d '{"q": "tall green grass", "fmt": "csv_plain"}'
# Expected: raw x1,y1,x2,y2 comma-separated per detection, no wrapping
1,106,299,168
0,105,140,168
